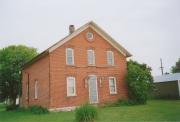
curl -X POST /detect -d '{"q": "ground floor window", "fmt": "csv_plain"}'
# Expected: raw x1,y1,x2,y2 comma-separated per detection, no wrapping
34,80,38,99
109,77,117,94
67,77,76,96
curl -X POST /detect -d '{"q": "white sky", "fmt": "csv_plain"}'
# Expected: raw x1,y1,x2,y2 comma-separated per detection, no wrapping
0,0,180,76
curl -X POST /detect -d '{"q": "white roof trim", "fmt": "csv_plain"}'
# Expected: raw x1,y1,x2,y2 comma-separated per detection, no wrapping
49,21,132,57
49,23,89,52
154,73,180,83
89,24,126,56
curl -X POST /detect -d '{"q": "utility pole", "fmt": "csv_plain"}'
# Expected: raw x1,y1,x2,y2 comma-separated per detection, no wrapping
160,58,164,75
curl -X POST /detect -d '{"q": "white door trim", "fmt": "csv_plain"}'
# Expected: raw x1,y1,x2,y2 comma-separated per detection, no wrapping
88,75,99,104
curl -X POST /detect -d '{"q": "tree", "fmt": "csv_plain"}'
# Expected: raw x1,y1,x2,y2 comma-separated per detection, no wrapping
0,45,38,105
125,60,153,104
171,58,180,73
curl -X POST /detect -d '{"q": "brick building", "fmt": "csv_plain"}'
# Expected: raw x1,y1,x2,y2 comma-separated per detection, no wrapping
21,21,132,111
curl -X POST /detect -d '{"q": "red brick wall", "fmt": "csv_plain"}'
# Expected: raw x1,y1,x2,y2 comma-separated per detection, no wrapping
49,27,128,109
21,55,50,108
21,27,128,109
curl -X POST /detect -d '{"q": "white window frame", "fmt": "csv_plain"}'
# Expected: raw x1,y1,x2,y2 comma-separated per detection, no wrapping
66,48,74,65
67,77,76,97
107,51,114,66
109,77,117,94
34,80,38,99
87,49,95,65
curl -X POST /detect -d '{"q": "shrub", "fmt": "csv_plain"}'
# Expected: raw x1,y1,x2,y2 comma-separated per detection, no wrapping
75,103,98,122
27,105,49,114
6,105,19,111
126,60,153,104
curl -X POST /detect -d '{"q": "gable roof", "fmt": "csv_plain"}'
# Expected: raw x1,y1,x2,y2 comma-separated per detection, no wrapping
154,73,180,83
48,21,132,57
23,21,132,69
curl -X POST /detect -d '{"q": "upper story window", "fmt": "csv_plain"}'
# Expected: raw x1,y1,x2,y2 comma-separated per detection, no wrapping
34,80,38,99
87,49,95,65
66,48,74,65
67,77,76,96
107,51,114,66
109,77,117,94
86,32,94,41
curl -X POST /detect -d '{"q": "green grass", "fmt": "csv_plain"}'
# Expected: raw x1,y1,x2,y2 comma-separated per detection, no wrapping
0,100,180,122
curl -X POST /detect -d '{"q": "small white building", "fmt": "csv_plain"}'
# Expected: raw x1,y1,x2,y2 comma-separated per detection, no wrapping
153,73,180,99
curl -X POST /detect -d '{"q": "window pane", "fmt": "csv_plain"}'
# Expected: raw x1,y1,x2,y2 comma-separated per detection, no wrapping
68,87,75,94
110,86,115,93
110,80,115,87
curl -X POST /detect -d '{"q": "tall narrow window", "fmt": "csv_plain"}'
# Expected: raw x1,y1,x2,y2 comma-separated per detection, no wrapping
87,49,95,65
66,48,74,65
67,77,76,96
34,80,38,99
26,81,29,99
107,51,114,65
109,77,117,94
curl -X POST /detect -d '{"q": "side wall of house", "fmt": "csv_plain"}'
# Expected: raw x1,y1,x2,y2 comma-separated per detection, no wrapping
49,27,128,109
21,55,50,108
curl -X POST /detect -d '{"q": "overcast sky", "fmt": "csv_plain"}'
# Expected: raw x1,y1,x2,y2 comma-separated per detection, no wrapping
0,0,180,76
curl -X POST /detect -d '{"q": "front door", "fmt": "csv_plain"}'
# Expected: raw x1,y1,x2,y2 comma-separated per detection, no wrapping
88,75,98,103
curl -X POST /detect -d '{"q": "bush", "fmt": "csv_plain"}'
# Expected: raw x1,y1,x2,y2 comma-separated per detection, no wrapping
6,105,19,111
75,103,98,122
126,60,153,104
27,105,49,114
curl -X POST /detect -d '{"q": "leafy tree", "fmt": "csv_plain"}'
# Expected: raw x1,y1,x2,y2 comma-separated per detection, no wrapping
171,58,180,73
0,45,38,105
125,60,153,104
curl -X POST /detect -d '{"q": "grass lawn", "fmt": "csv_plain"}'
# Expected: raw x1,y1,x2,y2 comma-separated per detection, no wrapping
0,100,180,122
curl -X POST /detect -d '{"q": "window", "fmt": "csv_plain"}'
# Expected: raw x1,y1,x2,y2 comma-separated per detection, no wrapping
107,51,114,65
87,49,95,65
109,77,117,94
34,80,38,99
67,77,76,96
86,32,94,41
66,48,74,65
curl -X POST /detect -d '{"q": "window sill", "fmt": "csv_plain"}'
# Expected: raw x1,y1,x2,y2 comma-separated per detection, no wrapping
110,92,117,95
87,65,96,67
66,64,76,67
67,94,77,97
106,65,116,67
